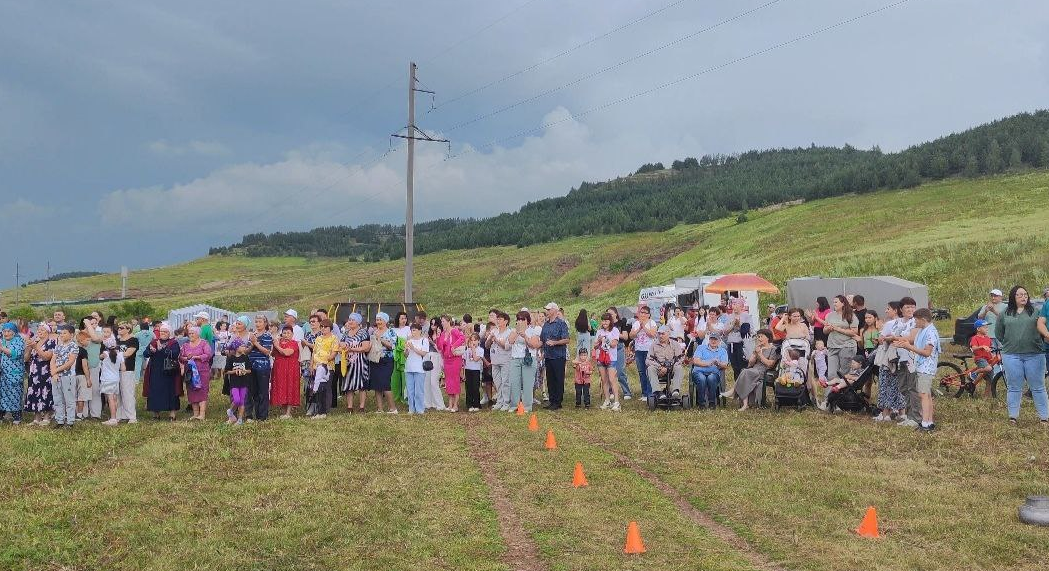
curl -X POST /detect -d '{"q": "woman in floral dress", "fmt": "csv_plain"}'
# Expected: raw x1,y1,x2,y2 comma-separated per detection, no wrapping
24,323,56,425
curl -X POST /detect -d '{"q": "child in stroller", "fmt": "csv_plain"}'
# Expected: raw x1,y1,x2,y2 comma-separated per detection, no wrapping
773,348,809,410
824,354,873,413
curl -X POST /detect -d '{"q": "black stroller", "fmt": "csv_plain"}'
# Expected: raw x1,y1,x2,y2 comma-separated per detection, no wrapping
825,354,875,414
771,340,811,411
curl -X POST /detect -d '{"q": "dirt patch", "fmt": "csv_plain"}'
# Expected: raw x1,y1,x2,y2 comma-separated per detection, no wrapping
582,271,643,296
554,255,581,273
559,418,787,571
91,288,145,299
459,415,549,571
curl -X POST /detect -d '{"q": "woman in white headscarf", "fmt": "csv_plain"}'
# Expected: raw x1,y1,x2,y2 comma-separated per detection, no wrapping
143,321,182,420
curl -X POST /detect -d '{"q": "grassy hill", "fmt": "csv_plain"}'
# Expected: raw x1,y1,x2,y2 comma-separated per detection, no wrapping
5,170,1049,321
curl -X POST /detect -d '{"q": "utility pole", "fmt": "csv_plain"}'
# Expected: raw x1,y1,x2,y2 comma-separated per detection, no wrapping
392,61,448,303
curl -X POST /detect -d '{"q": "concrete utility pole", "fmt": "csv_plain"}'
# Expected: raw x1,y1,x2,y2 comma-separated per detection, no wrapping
392,62,448,304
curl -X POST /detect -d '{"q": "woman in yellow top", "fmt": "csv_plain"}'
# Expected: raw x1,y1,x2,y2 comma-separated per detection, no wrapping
309,319,339,418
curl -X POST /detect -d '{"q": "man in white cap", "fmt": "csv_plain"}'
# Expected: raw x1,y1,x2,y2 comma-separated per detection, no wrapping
978,289,1007,349
540,302,570,410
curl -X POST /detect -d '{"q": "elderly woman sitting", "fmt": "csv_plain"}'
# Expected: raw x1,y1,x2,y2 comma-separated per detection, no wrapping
724,329,779,411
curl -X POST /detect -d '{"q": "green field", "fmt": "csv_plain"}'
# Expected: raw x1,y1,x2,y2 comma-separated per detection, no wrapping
6,171,1049,323
2,383,1048,571
3,171,1049,569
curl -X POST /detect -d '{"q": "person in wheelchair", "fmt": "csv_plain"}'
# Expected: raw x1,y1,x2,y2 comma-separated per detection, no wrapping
691,332,729,409
646,326,685,399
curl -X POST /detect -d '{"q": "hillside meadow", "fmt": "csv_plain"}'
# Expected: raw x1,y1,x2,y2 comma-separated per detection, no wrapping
4,170,1049,320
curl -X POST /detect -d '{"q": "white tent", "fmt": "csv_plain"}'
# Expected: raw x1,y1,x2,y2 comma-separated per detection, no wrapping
167,304,237,331
786,276,929,315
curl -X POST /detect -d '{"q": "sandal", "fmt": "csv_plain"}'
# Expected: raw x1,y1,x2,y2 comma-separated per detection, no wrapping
1009,418,1018,426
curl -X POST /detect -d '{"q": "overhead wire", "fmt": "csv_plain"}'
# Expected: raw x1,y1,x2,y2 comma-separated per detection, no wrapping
437,0,788,134
432,0,697,111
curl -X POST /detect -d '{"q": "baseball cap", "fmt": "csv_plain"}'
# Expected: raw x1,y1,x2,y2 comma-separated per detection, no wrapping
657,325,670,333
973,319,989,328
544,302,558,310
285,309,298,319
194,311,210,319
707,332,721,341
990,288,1003,297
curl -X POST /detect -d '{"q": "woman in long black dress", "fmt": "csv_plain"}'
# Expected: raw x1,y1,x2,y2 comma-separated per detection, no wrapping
144,322,181,420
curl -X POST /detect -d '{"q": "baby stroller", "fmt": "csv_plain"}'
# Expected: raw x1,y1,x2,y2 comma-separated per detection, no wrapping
772,340,810,411
825,355,874,414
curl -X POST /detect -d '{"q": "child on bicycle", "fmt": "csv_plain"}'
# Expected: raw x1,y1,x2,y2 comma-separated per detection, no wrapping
969,319,994,397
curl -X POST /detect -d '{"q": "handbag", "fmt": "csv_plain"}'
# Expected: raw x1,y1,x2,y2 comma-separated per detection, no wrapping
423,359,434,371
367,334,383,364
523,351,533,367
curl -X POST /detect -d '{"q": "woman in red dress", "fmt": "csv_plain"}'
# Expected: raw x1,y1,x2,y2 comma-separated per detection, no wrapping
271,325,301,418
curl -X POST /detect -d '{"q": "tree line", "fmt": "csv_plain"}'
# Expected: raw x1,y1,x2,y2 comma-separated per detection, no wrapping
210,110,1049,261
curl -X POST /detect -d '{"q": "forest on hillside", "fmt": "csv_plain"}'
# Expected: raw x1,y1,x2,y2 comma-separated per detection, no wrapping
210,110,1049,260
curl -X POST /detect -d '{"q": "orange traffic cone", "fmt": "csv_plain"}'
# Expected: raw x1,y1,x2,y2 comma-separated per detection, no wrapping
544,429,557,450
855,506,880,538
516,401,525,416
623,521,646,554
528,413,539,432
572,462,588,488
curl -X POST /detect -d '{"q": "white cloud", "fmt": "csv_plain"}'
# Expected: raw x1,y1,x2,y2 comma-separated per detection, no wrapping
0,198,54,226
98,108,688,240
148,139,231,157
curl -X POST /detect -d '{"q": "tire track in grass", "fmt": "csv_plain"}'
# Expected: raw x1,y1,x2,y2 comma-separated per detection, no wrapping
558,416,788,571
459,414,548,571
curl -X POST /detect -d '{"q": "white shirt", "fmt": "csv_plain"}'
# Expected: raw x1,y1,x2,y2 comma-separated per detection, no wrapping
667,316,685,339
595,328,620,354
405,337,429,373
464,346,484,370
632,320,655,352
394,326,411,340
511,326,542,359
489,327,512,365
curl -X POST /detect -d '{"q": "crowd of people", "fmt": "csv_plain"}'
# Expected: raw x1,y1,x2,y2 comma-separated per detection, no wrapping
1,284,1048,432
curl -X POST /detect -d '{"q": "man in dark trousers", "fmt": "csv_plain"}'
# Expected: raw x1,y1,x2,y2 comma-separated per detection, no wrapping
540,302,570,410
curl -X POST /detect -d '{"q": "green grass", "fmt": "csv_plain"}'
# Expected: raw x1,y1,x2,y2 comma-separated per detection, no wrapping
7,171,1049,324
3,377,1049,570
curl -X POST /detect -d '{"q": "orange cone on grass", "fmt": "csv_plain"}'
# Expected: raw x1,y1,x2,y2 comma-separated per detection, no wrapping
544,429,557,450
516,401,525,416
572,462,588,488
856,506,880,538
528,412,539,431
623,521,646,554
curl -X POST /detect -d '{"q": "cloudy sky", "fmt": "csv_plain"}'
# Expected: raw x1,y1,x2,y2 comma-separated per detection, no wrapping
2,0,1047,283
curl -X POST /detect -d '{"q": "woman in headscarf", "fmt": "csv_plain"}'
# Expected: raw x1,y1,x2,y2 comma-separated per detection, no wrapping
143,321,182,420
369,312,398,413
246,314,274,421
0,322,27,424
180,325,213,420
339,312,372,412
24,323,56,425
437,314,465,412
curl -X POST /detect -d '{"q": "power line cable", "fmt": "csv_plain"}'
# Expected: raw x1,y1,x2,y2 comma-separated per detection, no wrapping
433,0,696,111
438,0,788,134
443,0,914,161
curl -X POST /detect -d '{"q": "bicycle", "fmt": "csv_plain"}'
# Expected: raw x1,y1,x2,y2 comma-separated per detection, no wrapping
937,348,1005,399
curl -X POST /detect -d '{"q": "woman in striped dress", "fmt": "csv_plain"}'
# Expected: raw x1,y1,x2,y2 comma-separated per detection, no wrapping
339,313,372,412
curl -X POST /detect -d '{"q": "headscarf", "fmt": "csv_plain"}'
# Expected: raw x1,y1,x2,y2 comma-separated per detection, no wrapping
375,312,389,323
187,325,201,335
37,323,52,334
348,313,363,324
158,321,173,334
236,315,252,329
1,322,18,334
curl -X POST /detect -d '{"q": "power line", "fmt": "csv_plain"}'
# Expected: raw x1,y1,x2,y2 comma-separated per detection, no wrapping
444,0,915,161
438,0,788,134
433,0,696,111
330,0,547,124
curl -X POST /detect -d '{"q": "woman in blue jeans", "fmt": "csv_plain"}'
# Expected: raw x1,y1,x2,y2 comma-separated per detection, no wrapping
994,285,1049,425
691,333,729,408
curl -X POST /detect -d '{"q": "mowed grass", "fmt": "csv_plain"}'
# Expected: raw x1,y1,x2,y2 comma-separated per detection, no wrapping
2,374,1048,570
7,170,1049,324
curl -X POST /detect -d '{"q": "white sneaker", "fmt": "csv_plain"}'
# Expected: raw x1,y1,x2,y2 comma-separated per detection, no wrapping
623,394,632,401
817,400,829,411
897,418,919,428
127,419,138,424
311,414,327,420
611,400,621,412
600,399,611,410
468,407,479,412
480,395,489,405
388,409,399,414
719,390,733,398
102,419,119,426
872,413,886,422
